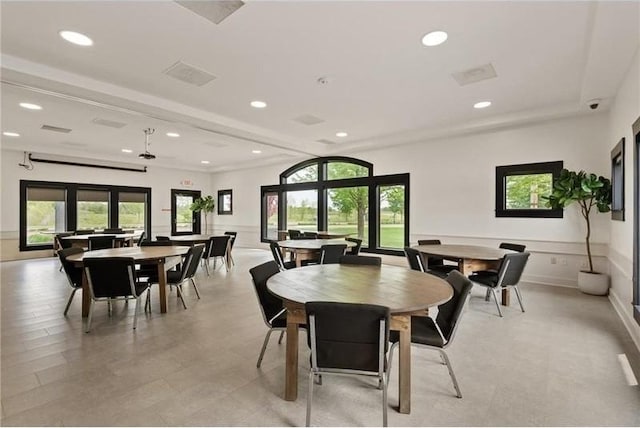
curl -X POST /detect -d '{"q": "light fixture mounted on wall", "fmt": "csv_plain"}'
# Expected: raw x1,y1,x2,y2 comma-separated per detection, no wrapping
138,128,156,159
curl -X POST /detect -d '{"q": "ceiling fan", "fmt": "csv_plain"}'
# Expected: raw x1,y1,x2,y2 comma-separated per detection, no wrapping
138,128,156,160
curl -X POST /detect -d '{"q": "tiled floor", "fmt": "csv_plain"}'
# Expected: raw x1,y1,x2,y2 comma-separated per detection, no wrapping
1,249,639,426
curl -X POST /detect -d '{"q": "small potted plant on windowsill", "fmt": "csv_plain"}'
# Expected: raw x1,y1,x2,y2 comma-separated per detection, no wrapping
190,195,215,234
546,169,612,295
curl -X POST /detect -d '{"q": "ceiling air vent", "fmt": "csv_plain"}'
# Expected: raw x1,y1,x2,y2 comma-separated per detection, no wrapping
451,63,497,86
41,124,72,133
163,61,217,87
92,117,127,128
316,139,336,145
175,0,244,24
293,114,325,126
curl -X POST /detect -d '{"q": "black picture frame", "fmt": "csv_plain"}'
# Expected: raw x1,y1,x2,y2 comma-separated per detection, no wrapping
611,137,625,221
218,189,233,215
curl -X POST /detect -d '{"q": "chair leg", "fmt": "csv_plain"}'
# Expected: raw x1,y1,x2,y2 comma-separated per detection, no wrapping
439,349,462,398
176,284,187,309
513,286,525,312
190,278,201,299
63,288,77,316
107,299,113,317
133,296,140,330
278,330,285,344
306,370,315,427
257,329,273,368
203,260,210,276
145,288,151,312
386,342,398,386
382,373,388,427
85,300,94,333
491,288,503,317
485,288,491,301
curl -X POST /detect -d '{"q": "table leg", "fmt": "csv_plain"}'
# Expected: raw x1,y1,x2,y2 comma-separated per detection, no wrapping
81,269,90,317
397,315,411,414
157,260,168,313
285,316,299,400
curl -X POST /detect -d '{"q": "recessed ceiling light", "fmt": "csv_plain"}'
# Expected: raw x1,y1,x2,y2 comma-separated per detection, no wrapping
473,101,492,109
3,131,20,137
250,100,267,109
422,30,448,47
59,30,93,46
201,160,210,164
252,150,262,154
121,149,133,153
166,132,180,138
336,132,348,138
19,102,42,110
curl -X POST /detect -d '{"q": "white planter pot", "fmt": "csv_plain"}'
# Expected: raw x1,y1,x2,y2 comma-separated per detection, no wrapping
577,271,609,296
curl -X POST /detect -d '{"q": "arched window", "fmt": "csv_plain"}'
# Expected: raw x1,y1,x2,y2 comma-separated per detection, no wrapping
261,156,409,255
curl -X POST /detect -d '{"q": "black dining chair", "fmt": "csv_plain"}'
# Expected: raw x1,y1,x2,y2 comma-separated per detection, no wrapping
249,261,302,368
288,229,301,239
204,235,231,273
136,231,147,247
339,254,382,266
156,235,170,241
319,244,347,264
472,243,527,296
88,235,116,251
469,252,530,317
417,239,458,277
270,241,296,271
302,231,318,239
305,301,391,427
55,232,74,271
103,228,124,234
499,242,526,253
83,257,151,332
345,237,363,255
137,239,174,282
74,229,95,235
405,246,452,279
388,270,473,399
58,247,84,316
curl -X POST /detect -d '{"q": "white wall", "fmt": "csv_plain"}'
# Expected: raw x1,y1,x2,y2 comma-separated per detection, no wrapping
0,149,212,260
606,48,640,349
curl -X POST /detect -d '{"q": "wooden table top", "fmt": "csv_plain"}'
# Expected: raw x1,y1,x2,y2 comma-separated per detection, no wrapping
412,244,510,260
267,264,453,314
169,234,231,242
278,238,357,250
66,245,190,262
62,233,141,241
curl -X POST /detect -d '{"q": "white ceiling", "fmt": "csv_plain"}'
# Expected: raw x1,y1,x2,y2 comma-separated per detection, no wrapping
1,1,639,173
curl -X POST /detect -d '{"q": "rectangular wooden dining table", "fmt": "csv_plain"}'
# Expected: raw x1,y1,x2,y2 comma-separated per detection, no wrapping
66,246,190,316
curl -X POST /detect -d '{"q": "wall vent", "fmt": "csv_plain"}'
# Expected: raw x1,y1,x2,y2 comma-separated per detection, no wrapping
92,117,127,128
41,124,72,133
175,0,244,24
316,139,336,145
451,63,497,86
293,114,325,126
163,61,216,87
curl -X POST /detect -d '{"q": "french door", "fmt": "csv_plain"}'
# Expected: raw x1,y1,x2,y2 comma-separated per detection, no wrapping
171,189,201,235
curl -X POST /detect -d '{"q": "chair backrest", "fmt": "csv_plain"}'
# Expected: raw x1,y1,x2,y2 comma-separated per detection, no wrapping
339,255,382,266
179,244,206,282
249,261,285,327
55,232,74,249
417,239,441,245
156,235,170,241
345,237,363,255
140,240,173,247
499,242,526,253
319,244,347,264
224,231,237,249
269,241,287,270
435,270,474,343
288,229,301,239
417,239,444,266
84,257,138,298
103,228,124,234
74,229,95,235
88,235,116,251
302,231,318,239
404,247,426,272
306,301,389,373
209,235,231,257
136,231,146,246
496,252,530,287
58,247,84,288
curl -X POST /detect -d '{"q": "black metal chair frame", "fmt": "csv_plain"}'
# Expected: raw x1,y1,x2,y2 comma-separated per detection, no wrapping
345,237,363,255
58,247,84,315
203,235,231,273
224,231,237,266
339,254,382,266
270,241,296,271
88,235,116,251
319,244,347,264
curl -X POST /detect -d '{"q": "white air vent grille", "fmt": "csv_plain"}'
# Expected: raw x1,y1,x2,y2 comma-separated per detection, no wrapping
92,118,127,128
451,63,497,86
316,139,336,145
176,0,244,24
41,124,72,133
293,114,325,126
163,61,217,86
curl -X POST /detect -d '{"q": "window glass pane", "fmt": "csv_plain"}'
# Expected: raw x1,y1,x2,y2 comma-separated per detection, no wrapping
286,164,318,183
612,155,623,210
327,162,369,180
286,190,317,231
265,192,279,241
379,185,405,249
176,195,195,233
118,192,146,231
77,190,109,230
26,187,66,245
505,173,553,209
328,186,368,246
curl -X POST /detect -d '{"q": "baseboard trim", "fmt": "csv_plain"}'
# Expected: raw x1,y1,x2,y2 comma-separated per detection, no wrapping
609,288,640,355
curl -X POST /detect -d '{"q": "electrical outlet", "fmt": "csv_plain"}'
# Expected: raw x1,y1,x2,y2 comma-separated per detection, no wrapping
580,261,588,269
550,257,557,264
560,258,568,266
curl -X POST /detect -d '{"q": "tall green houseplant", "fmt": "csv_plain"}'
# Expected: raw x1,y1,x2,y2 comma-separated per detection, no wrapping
190,195,215,234
546,169,611,273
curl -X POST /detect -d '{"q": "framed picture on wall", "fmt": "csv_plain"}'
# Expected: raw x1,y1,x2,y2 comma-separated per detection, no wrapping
218,189,233,215
611,138,625,221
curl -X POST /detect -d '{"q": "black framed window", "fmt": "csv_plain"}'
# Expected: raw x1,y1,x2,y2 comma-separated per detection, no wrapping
218,189,233,215
20,180,151,251
611,138,625,221
171,189,201,235
261,156,409,255
495,161,563,218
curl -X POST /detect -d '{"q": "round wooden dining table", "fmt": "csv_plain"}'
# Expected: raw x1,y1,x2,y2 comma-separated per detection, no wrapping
277,238,357,267
267,263,453,414
62,232,142,248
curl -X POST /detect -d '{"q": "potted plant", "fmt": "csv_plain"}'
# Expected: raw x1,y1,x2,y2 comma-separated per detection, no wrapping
190,195,215,234
546,169,611,295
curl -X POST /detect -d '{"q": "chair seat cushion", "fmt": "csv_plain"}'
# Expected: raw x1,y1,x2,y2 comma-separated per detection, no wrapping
167,270,183,283
429,265,458,274
468,272,498,287
389,316,446,347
